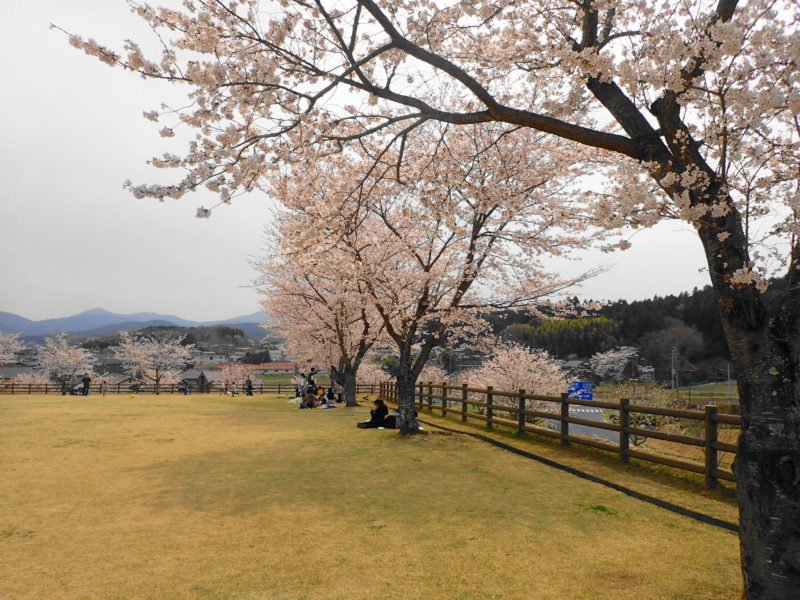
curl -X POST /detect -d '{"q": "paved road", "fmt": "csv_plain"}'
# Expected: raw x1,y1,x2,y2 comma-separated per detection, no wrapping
547,405,617,443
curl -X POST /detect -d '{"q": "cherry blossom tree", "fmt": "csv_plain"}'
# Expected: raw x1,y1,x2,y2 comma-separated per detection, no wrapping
462,343,566,417
466,343,567,396
355,359,390,385
67,2,800,593
273,124,597,433
258,213,386,406
38,333,93,395
589,346,641,383
11,373,51,387
417,363,449,386
218,362,254,388
0,332,23,364
114,331,192,394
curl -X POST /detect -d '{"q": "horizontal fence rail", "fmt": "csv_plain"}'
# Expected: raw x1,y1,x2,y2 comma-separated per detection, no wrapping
0,382,380,396
379,381,740,489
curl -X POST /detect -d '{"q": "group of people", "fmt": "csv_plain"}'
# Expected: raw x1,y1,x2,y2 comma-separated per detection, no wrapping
291,370,408,429
74,373,108,396
295,369,345,409
218,378,255,396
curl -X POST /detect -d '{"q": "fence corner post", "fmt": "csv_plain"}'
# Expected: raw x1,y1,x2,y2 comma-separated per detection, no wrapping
619,398,630,463
560,392,570,447
441,381,448,416
517,389,526,435
704,405,719,489
461,383,468,422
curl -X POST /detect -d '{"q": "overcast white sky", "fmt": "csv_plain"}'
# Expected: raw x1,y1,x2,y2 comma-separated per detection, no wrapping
0,1,712,322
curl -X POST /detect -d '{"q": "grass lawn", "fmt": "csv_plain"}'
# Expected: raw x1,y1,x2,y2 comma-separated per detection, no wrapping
1,393,741,599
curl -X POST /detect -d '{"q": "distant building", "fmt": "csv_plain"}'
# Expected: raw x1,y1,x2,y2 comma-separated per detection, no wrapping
96,373,146,392
192,350,230,365
179,369,210,392
0,366,45,385
249,362,297,375
92,353,126,374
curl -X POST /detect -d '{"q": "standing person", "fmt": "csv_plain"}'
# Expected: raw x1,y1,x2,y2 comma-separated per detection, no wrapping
231,382,238,396
333,383,344,403
245,377,253,396
307,368,316,388
298,373,307,396
81,373,91,396
100,380,108,396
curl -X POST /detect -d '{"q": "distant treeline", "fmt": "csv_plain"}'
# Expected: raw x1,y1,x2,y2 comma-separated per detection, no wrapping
82,325,252,350
485,285,734,382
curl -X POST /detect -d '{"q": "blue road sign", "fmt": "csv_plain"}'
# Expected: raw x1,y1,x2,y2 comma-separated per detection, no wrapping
567,381,593,400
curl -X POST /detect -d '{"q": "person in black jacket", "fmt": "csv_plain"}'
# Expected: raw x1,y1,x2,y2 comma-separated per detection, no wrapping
357,399,389,428
81,373,92,396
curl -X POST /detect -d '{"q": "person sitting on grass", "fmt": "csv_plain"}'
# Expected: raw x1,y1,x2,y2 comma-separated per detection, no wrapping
357,399,389,428
301,389,317,409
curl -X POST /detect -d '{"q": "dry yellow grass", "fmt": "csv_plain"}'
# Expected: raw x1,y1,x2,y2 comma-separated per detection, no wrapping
1,393,741,599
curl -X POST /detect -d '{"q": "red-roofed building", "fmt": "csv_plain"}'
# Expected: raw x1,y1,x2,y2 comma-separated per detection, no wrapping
250,362,298,375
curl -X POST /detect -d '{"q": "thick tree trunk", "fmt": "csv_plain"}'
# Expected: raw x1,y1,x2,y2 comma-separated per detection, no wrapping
396,361,420,435
732,343,800,598
330,361,358,407
343,369,357,407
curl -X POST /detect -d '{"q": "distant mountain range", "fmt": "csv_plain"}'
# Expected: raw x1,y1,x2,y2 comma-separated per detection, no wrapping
0,308,273,340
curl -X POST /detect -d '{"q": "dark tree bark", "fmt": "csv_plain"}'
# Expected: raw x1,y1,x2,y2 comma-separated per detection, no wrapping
330,360,359,407
395,353,420,435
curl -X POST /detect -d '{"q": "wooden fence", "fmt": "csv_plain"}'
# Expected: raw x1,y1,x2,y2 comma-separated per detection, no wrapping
0,382,380,396
379,381,740,489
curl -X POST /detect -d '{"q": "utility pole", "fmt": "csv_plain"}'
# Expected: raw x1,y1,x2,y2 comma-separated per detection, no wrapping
671,346,679,403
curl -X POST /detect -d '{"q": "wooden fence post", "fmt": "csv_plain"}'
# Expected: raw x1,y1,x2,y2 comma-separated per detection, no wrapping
517,389,526,434
427,382,433,412
28,384,32,394
560,393,570,447
441,382,449,416
486,386,494,429
10,383,14,394
417,382,423,409
461,383,468,422
619,398,630,463
704,405,719,489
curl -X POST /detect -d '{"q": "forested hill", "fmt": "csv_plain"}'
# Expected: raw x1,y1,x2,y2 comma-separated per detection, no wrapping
489,286,732,382
81,325,252,350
